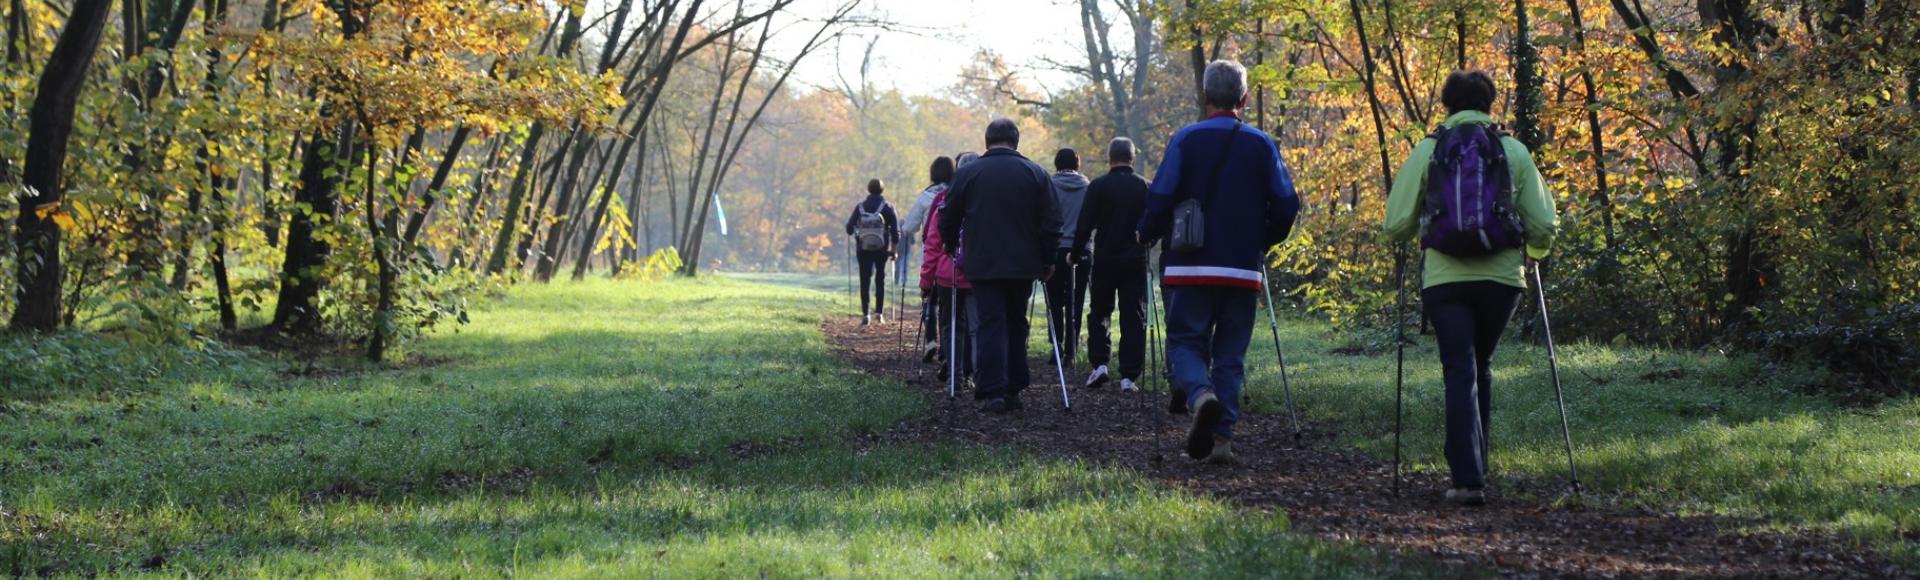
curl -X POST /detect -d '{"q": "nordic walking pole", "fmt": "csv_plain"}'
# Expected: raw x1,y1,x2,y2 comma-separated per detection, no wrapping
1392,246,1409,497
845,236,854,310
1259,265,1302,441
1040,279,1072,411
1145,265,1167,461
1533,261,1582,493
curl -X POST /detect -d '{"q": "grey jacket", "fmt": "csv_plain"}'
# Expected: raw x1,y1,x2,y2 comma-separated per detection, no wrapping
1050,170,1090,249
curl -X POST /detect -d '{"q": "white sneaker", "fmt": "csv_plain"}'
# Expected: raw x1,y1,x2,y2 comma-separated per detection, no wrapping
877,313,888,324
1119,378,1138,393
861,314,871,326
1084,365,1111,388
922,341,940,363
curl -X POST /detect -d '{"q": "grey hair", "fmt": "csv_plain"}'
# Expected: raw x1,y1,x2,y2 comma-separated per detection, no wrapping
1203,60,1248,110
956,151,981,167
984,118,1020,148
1107,137,1135,163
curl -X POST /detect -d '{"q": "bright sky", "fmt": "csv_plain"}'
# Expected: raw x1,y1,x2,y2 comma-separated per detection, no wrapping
776,0,1110,97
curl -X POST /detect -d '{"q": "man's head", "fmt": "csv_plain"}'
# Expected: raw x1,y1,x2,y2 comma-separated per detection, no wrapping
956,151,980,168
984,118,1020,150
1441,70,1498,115
1054,148,1080,172
930,156,955,184
1203,60,1249,113
867,178,885,196
1107,137,1135,167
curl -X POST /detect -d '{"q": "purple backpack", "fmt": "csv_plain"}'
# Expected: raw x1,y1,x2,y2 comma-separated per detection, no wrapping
1420,123,1525,257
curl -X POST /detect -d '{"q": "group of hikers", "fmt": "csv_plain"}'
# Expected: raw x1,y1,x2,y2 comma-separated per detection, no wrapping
843,61,1558,507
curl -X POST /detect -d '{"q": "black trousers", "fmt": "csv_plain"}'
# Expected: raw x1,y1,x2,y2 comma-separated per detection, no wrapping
1422,281,1522,490
935,286,974,380
919,288,938,344
857,251,889,315
1044,260,1091,364
970,279,1034,401
1086,257,1148,380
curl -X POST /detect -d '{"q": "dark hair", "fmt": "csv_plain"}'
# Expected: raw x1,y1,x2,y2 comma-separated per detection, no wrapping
984,118,1020,148
867,178,885,195
1054,148,1080,171
1441,70,1498,115
929,156,955,184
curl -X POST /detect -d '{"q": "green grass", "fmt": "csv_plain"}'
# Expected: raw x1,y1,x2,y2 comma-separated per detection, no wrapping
1228,303,1919,563
1,278,1394,577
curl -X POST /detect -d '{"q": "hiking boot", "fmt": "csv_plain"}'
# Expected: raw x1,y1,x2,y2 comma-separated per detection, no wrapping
1444,488,1487,507
1186,391,1223,460
1203,436,1236,464
1085,365,1111,388
980,396,1022,414
922,341,940,363
861,314,872,326
1119,378,1139,393
1168,387,1189,415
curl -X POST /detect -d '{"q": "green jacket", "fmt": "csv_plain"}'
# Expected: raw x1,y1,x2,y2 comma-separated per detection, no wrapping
1382,111,1559,290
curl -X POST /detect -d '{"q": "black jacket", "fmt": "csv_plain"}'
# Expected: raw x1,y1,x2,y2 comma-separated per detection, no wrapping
939,147,1063,281
1074,166,1151,264
844,194,900,253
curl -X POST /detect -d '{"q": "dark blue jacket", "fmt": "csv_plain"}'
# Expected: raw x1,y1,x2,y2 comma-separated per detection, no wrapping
1138,113,1301,289
939,147,1063,282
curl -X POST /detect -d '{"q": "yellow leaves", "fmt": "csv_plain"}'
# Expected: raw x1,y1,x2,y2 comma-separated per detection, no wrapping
34,201,77,232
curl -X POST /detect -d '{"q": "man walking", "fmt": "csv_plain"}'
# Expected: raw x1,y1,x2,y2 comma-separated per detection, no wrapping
1139,61,1301,462
1045,148,1091,368
1071,138,1151,393
940,119,1064,413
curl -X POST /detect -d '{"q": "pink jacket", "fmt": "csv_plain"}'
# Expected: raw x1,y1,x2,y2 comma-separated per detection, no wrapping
920,188,970,289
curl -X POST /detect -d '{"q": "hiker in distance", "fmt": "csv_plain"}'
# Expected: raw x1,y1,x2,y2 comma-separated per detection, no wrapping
845,178,900,325
1070,137,1151,393
904,156,955,359
922,153,977,385
1382,70,1560,506
1139,60,1302,463
1045,148,1092,370
940,119,1065,414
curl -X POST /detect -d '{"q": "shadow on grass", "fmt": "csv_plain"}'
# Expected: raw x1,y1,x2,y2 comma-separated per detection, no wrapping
1231,318,1920,560
7,444,1404,578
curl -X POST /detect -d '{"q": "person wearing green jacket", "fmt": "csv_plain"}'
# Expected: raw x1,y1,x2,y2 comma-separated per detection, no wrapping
1382,70,1559,506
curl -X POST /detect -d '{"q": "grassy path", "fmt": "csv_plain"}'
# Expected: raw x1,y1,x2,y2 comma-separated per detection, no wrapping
2,278,1391,577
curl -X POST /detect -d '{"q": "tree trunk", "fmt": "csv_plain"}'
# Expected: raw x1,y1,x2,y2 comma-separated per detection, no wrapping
1455,4,1468,70
1347,0,1394,193
485,123,546,274
198,0,236,330
1563,0,1614,247
1510,0,1545,152
271,0,363,333
401,125,471,245
486,6,583,275
10,0,112,332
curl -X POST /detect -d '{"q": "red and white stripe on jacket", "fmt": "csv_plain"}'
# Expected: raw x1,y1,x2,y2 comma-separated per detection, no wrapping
1162,265,1263,290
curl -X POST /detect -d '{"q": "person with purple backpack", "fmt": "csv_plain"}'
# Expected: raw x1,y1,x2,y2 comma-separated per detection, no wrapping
1383,70,1560,506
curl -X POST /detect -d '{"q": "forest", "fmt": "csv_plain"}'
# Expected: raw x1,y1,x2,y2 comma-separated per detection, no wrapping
4,0,1915,383
4,0,1919,575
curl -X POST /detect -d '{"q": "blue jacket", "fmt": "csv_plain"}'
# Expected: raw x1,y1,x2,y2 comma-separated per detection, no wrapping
1138,113,1301,289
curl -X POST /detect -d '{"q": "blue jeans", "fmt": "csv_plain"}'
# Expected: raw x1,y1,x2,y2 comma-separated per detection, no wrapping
970,279,1034,401
1165,285,1257,439
1422,281,1522,490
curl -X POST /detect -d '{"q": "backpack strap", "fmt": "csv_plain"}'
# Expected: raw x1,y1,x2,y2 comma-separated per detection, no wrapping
1198,121,1242,206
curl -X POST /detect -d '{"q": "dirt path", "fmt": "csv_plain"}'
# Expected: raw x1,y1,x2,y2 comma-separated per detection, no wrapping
826,315,1909,578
